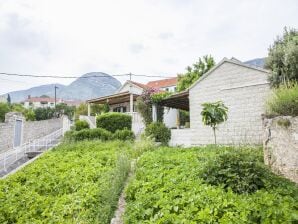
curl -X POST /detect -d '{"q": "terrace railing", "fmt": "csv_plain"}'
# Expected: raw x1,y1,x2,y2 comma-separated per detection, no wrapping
0,128,63,173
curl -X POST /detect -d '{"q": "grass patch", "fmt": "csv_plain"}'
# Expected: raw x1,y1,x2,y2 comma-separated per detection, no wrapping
124,146,298,223
266,83,298,117
0,141,132,224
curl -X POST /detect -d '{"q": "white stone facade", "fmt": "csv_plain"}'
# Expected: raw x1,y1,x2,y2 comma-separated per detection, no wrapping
171,59,271,146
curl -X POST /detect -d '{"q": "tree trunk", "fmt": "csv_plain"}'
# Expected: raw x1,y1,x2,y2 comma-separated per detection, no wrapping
213,127,216,145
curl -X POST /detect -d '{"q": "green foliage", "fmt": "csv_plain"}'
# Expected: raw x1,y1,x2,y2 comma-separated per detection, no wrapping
136,89,165,126
113,129,135,141
201,101,228,144
124,146,298,223
74,119,90,131
150,92,172,104
24,109,36,121
96,112,132,133
0,141,132,223
266,83,298,117
145,122,171,145
7,94,11,105
201,150,270,194
55,103,75,119
177,55,215,91
0,102,10,122
70,128,112,141
34,107,55,120
75,103,109,119
179,110,190,126
277,118,291,128
266,27,298,87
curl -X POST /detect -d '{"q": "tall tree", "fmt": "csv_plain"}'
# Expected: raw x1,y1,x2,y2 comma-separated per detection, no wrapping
7,94,11,105
177,55,215,92
265,27,298,87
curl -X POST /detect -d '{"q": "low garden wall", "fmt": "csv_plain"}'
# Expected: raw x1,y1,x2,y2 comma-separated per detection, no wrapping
263,116,298,183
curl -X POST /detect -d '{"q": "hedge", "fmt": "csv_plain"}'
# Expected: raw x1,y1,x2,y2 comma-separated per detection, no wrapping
64,128,135,142
74,120,90,131
96,112,132,133
145,122,171,145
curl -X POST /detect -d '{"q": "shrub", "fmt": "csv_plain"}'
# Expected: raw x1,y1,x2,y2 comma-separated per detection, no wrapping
72,128,112,141
112,129,135,141
145,122,171,145
96,112,131,133
74,120,90,131
266,83,298,117
200,150,269,194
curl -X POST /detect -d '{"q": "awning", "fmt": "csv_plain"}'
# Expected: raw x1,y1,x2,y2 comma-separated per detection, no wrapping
86,91,140,105
160,90,189,111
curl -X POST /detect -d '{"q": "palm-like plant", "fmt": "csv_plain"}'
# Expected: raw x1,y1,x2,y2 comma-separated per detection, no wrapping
201,101,228,144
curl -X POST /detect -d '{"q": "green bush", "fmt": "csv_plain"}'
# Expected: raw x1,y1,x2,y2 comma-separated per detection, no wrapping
112,129,135,141
0,141,132,223
124,146,298,223
72,128,112,141
145,122,171,145
96,112,132,133
200,150,269,194
74,120,90,131
266,83,298,117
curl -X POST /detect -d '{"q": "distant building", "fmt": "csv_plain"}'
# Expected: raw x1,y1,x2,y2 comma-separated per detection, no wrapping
146,77,177,92
23,95,63,109
23,95,82,109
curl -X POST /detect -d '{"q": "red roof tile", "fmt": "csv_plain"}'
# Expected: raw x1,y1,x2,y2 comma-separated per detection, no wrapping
146,77,177,89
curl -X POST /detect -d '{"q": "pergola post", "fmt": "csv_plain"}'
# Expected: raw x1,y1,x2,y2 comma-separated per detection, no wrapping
176,109,180,129
87,103,91,116
152,104,157,122
130,93,133,113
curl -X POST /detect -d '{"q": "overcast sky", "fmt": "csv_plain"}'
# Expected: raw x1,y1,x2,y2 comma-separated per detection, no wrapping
0,0,297,94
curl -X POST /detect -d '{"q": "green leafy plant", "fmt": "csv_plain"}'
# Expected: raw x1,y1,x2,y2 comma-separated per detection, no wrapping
112,128,135,141
200,150,269,194
70,128,112,141
201,101,228,144
74,119,90,131
266,27,298,87
124,146,298,223
145,122,171,145
0,102,10,122
177,55,215,91
266,83,298,117
0,141,132,223
96,112,132,133
277,118,291,128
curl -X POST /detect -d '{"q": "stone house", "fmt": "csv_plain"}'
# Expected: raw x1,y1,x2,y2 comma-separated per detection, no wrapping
23,96,63,109
161,57,271,146
85,78,178,135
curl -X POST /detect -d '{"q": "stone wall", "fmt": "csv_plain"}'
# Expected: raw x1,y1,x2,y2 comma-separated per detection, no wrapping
189,61,270,145
263,116,298,183
0,112,63,153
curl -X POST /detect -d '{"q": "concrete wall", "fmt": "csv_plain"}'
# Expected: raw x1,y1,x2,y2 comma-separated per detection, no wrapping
263,116,298,183
189,61,270,145
0,112,63,153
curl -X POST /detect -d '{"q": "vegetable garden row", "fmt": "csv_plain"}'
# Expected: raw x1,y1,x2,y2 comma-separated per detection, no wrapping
0,141,297,223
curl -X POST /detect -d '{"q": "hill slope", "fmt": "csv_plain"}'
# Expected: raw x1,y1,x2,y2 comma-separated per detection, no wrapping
4,72,121,103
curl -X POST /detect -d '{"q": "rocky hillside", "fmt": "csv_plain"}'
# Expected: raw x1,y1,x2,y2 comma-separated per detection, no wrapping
4,72,122,103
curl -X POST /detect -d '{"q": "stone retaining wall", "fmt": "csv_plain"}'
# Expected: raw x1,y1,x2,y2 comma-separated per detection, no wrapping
263,116,298,183
0,112,63,153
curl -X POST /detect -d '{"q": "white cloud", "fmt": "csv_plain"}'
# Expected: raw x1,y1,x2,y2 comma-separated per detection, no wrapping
0,0,297,94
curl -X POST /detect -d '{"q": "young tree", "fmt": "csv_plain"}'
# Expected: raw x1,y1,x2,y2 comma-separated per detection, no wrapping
177,55,215,91
266,27,298,87
201,101,228,145
0,103,10,122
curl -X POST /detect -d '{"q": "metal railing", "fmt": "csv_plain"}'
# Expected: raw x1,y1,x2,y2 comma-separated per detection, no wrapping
0,128,63,172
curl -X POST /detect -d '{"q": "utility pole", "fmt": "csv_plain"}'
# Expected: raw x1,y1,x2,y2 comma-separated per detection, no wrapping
129,73,132,81
54,85,58,109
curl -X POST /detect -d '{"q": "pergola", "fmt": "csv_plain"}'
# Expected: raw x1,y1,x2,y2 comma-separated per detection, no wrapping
159,90,189,111
86,91,140,115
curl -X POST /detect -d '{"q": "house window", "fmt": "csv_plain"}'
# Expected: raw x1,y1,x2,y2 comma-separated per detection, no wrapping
113,106,127,113
165,87,169,91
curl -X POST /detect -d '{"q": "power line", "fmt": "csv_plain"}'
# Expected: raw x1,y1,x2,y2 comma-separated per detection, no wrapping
0,72,175,79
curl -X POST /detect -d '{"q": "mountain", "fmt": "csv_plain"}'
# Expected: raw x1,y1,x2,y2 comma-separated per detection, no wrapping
244,58,266,68
4,72,122,103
